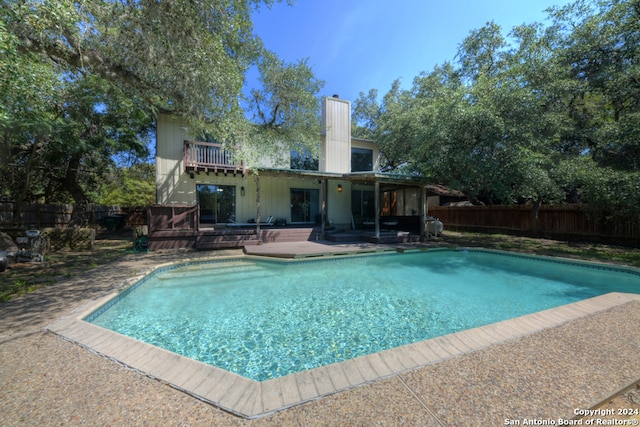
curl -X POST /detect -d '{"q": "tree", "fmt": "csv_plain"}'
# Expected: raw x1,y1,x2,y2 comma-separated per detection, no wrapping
0,46,153,207
549,0,640,170
245,51,324,165
1,0,323,208
354,80,423,172
97,163,156,207
352,88,380,141
3,0,264,129
356,0,639,224
456,21,507,83
0,19,61,205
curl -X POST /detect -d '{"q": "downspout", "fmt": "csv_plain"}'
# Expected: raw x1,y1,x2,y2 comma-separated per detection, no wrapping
374,181,380,239
421,185,428,239
255,174,261,238
321,178,327,240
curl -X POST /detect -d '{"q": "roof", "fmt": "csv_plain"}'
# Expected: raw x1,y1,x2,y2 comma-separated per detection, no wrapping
252,168,463,196
424,184,465,197
254,167,425,183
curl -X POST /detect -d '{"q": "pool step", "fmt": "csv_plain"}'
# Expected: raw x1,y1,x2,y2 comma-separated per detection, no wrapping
153,270,278,288
155,263,268,281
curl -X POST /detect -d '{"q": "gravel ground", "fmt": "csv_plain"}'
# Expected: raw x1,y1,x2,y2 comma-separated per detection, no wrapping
1,247,639,426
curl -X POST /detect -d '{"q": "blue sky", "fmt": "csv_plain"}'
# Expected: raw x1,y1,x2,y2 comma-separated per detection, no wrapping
250,0,575,102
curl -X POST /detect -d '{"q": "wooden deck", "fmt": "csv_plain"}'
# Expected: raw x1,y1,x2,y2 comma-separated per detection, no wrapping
147,226,324,251
145,205,423,251
147,226,422,251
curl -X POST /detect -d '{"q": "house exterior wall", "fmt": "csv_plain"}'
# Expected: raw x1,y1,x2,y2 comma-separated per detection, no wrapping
320,97,351,173
156,114,192,204
427,196,441,208
327,179,352,226
252,175,317,223
155,171,351,226
250,141,291,169
155,96,381,228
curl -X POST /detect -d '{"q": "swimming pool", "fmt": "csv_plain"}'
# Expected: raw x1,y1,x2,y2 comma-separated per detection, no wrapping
86,249,640,382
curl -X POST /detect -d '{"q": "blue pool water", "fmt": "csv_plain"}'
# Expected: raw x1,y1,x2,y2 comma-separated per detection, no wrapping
87,249,640,381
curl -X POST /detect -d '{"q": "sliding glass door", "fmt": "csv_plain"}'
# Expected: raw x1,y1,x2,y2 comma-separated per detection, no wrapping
197,184,235,224
290,188,319,224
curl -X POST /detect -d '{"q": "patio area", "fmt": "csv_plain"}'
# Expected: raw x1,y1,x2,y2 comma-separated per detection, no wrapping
1,241,639,425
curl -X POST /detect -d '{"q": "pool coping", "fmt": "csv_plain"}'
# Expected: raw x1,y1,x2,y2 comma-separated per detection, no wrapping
46,250,640,419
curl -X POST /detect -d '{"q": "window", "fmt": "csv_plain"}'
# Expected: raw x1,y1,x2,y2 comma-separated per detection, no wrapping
290,189,319,223
197,184,235,224
351,189,375,227
351,148,373,172
290,149,318,171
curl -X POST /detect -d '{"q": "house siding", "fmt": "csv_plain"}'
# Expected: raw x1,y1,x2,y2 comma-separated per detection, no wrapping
327,179,352,226
156,114,192,204
320,97,351,173
155,96,383,229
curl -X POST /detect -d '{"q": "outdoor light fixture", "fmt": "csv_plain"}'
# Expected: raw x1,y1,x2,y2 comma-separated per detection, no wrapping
241,186,245,196
337,184,342,193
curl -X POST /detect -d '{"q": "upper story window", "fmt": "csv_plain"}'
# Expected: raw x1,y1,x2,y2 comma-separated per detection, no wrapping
290,149,319,171
351,147,373,172
197,132,218,143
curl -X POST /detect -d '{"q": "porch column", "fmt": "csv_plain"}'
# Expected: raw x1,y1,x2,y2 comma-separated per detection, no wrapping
374,181,380,239
255,174,261,236
321,178,327,240
420,185,428,239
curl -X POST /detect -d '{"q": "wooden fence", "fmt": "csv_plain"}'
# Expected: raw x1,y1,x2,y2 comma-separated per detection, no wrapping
4,202,638,246
146,204,199,232
429,205,640,246
0,203,146,229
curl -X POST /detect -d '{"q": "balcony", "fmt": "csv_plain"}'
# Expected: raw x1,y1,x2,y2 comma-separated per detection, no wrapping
183,140,244,174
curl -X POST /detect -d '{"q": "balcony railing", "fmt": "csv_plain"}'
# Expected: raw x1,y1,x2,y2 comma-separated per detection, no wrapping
183,140,243,174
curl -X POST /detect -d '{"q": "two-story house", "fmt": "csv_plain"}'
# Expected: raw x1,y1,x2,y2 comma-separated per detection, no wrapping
148,95,440,250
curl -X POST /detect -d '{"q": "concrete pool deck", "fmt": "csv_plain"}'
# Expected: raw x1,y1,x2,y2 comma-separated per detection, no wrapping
2,241,640,425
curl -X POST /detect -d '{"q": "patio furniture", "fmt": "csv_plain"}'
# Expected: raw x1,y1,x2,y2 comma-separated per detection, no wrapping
133,235,149,253
15,230,45,263
227,216,274,227
0,250,7,272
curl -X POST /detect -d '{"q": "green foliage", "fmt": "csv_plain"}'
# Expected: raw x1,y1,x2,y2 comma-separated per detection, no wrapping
549,0,640,171
352,89,380,141
355,0,639,218
97,163,156,207
244,51,324,166
1,0,321,206
568,157,640,219
5,0,263,124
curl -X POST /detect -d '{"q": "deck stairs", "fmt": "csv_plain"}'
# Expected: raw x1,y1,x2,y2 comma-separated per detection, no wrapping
327,230,421,244
148,226,420,251
194,226,323,250
196,229,260,249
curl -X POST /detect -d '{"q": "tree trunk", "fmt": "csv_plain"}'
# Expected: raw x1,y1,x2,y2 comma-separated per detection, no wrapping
12,138,42,226
530,197,543,236
63,153,88,206
63,153,89,225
